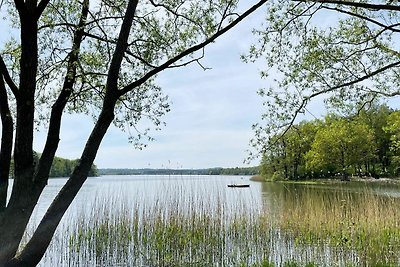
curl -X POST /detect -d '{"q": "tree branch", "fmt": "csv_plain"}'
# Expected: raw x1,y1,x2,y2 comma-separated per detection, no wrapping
322,5,400,33
13,0,24,13
119,0,268,96
33,0,89,186
36,0,50,18
281,60,400,137
0,55,19,98
295,0,400,11
106,0,139,94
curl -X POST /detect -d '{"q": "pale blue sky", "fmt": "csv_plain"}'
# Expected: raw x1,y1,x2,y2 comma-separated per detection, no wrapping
5,3,399,169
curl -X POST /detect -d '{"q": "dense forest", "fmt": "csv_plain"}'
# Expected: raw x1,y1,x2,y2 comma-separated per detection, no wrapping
99,166,259,176
10,153,99,178
260,105,400,181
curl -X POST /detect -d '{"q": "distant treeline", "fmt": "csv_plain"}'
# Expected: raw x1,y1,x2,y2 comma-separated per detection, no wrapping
10,153,99,178
260,104,400,181
99,166,259,176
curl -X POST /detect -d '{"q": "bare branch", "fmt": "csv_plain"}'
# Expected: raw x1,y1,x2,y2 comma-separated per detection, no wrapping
38,22,77,31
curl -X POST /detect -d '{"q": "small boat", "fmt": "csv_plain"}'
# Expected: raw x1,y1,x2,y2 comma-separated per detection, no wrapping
227,184,250,188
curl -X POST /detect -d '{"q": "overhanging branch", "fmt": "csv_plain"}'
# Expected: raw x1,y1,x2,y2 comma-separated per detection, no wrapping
294,0,400,11
322,5,400,33
280,60,400,137
119,0,268,96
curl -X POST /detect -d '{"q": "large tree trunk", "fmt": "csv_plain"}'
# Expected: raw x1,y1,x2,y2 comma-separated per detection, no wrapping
0,5,39,263
9,99,117,266
0,1,89,264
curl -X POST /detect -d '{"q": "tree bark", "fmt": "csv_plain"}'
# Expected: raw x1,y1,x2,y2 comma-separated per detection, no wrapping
0,76,13,212
34,0,89,188
10,98,117,266
0,5,39,263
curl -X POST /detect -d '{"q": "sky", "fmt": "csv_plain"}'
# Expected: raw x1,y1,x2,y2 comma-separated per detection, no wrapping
4,3,398,170
32,4,269,169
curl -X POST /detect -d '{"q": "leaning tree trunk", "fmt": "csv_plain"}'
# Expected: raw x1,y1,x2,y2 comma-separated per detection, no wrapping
8,98,117,266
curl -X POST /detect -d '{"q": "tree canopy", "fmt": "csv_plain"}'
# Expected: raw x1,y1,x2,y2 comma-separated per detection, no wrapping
260,105,400,181
246,0,400,157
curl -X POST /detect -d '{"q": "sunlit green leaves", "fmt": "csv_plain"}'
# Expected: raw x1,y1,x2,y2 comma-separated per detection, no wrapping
384,111,400,172
305,119,376,174
247,1,400,156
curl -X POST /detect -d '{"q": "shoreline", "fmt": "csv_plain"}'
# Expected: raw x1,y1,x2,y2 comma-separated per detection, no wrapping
250,175,400,185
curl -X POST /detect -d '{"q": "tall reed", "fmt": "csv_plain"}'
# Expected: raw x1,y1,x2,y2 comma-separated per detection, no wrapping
42,183,273,266
277,186,400,266
35,180,400,266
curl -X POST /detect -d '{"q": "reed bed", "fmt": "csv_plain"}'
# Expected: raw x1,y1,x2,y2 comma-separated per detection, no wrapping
40,183,275,266
277,186,400,266
35,180,400,266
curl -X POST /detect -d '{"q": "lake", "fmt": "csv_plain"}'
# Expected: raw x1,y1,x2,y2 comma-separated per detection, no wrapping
19,175,400,266
28,175,263,224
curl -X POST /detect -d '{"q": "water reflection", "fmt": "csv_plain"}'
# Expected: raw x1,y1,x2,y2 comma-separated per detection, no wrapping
259,180,400,266
260,180,400,217
26,175,263,226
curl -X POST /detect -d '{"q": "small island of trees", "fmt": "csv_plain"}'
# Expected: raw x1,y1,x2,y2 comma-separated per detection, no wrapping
260,104,400,181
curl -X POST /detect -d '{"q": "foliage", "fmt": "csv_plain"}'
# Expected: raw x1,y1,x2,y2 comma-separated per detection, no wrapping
10,154,99,178
306,119,376,176
259,105,398,180
246,0,400,161
260,120,321,180
98,167,259,176
383,111,400,175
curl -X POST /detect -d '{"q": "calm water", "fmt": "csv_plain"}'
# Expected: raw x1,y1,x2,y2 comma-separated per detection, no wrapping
28,175,263,225
26,175,400,223
16,176,400,266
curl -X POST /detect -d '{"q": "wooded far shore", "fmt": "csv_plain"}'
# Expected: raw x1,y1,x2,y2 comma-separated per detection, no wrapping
98,167,259,176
